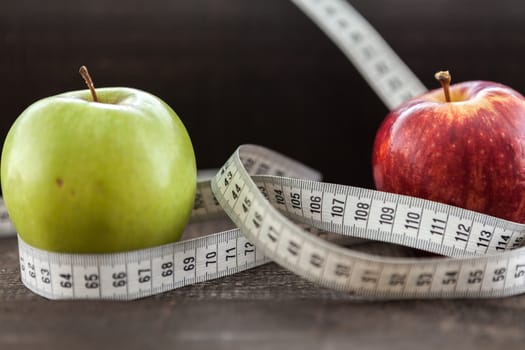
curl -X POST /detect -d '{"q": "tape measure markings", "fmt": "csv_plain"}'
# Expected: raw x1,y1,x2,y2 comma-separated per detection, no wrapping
11,144,525,300
253,174,525,258
12,138,525,298
289,0,427,109
18,229,271,300
210,146,525,298
15,145,345,301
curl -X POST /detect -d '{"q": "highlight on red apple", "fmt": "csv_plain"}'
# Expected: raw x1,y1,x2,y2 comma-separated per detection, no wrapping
372,70,525,223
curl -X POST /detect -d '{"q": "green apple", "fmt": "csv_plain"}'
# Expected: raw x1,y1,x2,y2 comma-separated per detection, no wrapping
1,68,196,253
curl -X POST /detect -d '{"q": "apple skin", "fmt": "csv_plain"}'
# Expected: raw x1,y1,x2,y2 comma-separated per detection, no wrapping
372,81,525,223
1,87,197,253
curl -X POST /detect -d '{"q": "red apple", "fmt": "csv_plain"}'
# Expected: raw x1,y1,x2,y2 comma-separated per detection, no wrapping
372,71,525,223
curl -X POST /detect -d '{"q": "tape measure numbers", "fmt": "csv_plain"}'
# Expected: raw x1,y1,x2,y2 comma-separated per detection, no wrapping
15,148,350,300
5,0,523,300
290,0,427,109
14,144,525,300
212,146,525,299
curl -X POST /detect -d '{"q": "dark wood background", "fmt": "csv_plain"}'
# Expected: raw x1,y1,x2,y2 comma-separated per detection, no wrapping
2,0,525,348
2,0,524,188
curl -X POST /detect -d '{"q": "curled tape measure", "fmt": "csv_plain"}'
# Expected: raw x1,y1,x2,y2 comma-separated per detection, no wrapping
4,0,525,300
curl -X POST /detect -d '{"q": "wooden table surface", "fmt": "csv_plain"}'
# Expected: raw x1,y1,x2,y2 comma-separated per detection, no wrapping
2,220,525,350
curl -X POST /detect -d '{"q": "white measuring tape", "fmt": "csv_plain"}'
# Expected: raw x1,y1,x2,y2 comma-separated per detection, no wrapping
289,0,427,109
5,0,525,300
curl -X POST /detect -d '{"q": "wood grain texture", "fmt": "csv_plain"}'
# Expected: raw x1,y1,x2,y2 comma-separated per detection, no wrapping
2,234,525,350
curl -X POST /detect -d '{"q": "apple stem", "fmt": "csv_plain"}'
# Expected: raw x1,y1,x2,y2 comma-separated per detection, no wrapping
79,65,99,102
434,70,452,102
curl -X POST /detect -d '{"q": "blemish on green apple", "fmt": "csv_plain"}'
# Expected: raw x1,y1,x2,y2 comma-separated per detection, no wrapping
1,66,197,253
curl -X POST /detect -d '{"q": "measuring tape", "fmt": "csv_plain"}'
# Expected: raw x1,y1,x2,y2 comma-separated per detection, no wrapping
289,0,426,110
5,0,525,300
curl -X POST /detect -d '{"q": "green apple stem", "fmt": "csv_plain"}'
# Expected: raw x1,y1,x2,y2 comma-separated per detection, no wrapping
434,70,451,102
79,66,99,102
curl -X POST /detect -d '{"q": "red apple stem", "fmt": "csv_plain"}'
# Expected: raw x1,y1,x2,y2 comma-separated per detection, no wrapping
79,65,99,102
434,70,451,102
